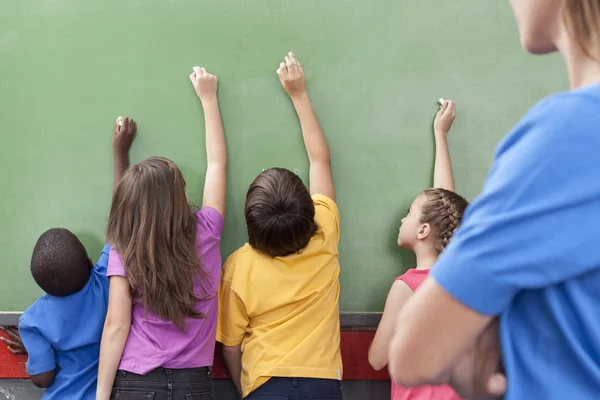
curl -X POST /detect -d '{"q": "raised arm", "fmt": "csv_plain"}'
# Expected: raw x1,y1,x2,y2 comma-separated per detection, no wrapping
112,117,137,194
279,52,335,201
189,67,227,217
433,100,456,191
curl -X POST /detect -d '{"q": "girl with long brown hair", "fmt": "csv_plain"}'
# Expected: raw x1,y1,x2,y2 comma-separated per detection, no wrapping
389,1,600,399
96,67,227,400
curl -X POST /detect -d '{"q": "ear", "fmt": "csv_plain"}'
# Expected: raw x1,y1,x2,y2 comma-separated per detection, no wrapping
417,223,432,241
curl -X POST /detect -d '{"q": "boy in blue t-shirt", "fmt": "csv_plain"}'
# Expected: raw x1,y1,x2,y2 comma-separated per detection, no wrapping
19,230,111,398
0,117,137,399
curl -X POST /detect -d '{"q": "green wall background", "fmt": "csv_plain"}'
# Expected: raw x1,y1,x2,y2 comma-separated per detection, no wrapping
0,0,566,311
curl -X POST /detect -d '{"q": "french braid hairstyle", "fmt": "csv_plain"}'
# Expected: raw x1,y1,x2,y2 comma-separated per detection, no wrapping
420,188,469,252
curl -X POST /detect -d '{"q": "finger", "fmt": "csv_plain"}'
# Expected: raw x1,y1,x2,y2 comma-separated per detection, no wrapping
279,62,287,79
131,119,137,135
192,66,201,79
7,346,24,355
122,117,130,133
285,55,292,68
0,337,19,348
288,52,297,63
297,61,303,72
200,67,207,76
4,328,20,342
438,102,448,116
449,100,456,117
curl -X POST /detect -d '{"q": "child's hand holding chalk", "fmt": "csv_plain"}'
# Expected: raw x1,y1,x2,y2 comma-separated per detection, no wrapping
113,116,137,155
189,66,218,103
434,99,456,137
279,51,306,100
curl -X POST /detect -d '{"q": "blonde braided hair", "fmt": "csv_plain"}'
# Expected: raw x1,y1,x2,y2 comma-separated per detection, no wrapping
420,188,469,252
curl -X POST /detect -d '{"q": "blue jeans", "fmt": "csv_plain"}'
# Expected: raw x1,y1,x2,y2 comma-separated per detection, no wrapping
245,377,343,400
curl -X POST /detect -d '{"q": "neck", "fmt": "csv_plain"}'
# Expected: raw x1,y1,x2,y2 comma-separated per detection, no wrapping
556,29,600,89
413,248,439,270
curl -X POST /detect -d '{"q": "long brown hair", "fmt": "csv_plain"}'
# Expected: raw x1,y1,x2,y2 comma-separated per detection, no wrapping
420,188,469,252
561,0,600,60
107,156,204,331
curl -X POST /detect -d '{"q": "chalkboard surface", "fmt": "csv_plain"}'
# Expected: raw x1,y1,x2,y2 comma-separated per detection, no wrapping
0,0,565,311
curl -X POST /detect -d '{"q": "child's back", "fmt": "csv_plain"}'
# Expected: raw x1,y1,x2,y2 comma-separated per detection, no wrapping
19,229,110,399
219,191,342,396
218,53,343,399
106,205,223,372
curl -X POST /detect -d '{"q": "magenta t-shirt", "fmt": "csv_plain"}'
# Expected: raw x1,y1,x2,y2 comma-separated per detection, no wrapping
107,207,224,374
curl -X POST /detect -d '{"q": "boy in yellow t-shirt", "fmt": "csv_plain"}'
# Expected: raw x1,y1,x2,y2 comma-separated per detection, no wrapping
217,52,343,399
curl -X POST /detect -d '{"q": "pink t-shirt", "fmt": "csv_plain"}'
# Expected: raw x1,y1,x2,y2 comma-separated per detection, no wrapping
391,269,465,400
107,207,224,374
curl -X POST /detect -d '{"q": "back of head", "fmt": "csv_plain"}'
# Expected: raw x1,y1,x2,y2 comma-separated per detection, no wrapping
420,188,469,252
31,228,90,297
245,168,317,257
107,156,202,331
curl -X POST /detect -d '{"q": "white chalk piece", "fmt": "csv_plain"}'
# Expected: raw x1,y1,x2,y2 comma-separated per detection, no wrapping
276,68,281,75
117,116,123,127
438,98,445,105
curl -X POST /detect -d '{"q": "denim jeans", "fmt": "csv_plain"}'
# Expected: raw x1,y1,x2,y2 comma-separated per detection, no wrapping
244,377,343,400
110,367,213,400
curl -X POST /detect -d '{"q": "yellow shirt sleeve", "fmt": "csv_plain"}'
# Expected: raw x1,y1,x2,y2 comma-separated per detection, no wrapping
216,256,249,346
312,194,340,244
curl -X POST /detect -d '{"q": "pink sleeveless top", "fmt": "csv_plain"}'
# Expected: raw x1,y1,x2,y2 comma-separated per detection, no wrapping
392,269,465,400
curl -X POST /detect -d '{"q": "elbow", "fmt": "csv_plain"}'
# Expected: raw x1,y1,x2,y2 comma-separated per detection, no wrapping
31,371,55,388
367,348,386,371
310,156,331,166
102,318,130,341
388,336,446,387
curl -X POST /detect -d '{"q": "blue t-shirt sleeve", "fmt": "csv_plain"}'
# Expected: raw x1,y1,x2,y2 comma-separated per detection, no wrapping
433,93,600,315
93,243,111,275
19,316,56,376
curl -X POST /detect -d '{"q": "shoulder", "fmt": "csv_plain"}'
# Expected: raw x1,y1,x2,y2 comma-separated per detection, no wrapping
195,207,225,238
222,244,254,282
20,296,53,330
396,269,430,291
313,194,340,218
313,194,340,241
500,88,600,158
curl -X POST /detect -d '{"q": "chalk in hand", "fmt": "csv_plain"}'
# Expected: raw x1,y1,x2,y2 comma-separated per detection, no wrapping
276,68,281,75
117,116,123,127
438,98,445,105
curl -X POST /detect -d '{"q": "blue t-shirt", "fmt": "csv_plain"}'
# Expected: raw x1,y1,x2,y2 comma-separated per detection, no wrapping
19,243,111,400
433,83,600,399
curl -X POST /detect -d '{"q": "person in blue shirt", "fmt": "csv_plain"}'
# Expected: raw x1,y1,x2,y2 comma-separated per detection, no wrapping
7,117,137,399
388,1,600,399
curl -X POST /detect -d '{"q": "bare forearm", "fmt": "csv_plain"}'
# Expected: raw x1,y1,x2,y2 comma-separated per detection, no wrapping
433,135,455,191
96,324,129,400
292,94,330,165
223,346,243,396
202,99,227,167
113,153,129,194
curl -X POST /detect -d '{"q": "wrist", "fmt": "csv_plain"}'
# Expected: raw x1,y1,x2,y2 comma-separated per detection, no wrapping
113,150,129,160
200,96,219,106
290,92,310,103
434,130,448,140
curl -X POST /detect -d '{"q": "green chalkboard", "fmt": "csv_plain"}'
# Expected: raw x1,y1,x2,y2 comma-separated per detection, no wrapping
0,0,566,312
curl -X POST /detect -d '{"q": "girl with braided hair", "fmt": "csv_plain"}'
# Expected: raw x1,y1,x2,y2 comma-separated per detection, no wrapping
369,99,468,400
